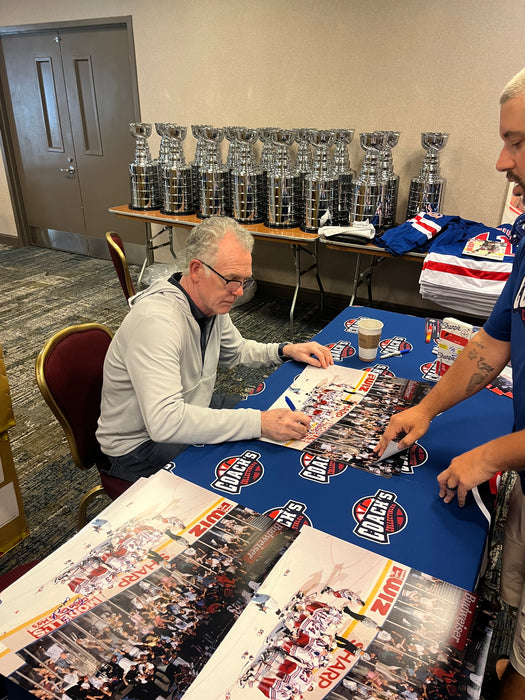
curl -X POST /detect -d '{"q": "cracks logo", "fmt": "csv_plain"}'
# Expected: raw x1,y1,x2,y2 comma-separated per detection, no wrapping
299,452,348,483
211,450,263,494
264,500,311,530
352,489,407,544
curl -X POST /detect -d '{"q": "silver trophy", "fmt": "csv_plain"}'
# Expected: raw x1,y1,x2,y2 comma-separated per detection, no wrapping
332,129,355,226
156,122,171,169
406,132,449,219
159,124,193,215
230,127,264,224
129,122,161,210
350,131,387,227
197,127,229,219
265,129,300,229
190,124,211,213
378,130,400,230
295,128,314,226
302,129,337,233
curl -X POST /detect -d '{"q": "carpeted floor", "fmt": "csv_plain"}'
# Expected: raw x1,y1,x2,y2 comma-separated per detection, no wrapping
0,243,515,697
0,244,336,575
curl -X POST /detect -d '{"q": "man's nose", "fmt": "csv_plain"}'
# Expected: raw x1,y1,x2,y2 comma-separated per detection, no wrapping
496,146,514,172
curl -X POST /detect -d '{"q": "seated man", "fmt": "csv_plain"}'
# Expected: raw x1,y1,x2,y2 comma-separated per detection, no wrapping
97,216,332,482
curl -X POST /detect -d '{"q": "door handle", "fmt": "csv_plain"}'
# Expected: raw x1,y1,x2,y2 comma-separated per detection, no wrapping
59,165,76,175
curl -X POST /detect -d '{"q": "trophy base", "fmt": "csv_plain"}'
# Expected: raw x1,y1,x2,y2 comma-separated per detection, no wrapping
265,220,299,229
161,207,194,216
233,216,264,225
128,203,161,211
300,224,319,233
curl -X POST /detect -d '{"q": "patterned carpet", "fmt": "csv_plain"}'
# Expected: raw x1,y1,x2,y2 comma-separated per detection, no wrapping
0,243,515,697
0,244,335,575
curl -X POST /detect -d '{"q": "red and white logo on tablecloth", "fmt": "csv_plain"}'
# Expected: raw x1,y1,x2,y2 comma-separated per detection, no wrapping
211,450,263,494
263,500,312,530
379,336,413,355
326,340,356,361
420,359,441,382
353,489,407,544
299,452,348,483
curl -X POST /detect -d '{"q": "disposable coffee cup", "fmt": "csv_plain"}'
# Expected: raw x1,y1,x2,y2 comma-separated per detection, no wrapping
357,317,384,361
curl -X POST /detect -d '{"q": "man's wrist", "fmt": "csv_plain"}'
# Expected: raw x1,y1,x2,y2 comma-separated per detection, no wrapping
278,342,291,361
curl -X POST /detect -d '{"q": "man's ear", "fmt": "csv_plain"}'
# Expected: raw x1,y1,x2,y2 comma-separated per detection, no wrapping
188,258,203,281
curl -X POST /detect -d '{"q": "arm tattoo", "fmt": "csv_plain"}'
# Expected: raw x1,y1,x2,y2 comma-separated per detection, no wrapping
465,341,495,395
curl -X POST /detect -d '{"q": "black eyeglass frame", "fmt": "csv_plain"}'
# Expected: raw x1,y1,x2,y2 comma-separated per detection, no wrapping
197,259,255,292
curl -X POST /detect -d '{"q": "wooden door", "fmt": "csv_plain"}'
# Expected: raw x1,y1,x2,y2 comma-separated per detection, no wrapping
0,21,143,248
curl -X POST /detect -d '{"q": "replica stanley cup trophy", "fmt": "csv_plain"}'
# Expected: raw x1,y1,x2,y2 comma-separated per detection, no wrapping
295,128,314,226
302,129,337,233
332,129,355,226
230,127,264,224
378,130,400,230
159,124,194,215
156,122,171,169
406,132,449,219
197,127,229,219
265,129,300,229
190,125,209,213
129,123,160,210
350,132,387,227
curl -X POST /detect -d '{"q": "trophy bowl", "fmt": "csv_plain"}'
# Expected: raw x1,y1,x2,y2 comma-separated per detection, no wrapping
333,129,354,145
200,126,224,143
235,127,259,145
422,132,449,152
272,129,296,148
129,122,152,139
163,124,187,141
308,129,335,149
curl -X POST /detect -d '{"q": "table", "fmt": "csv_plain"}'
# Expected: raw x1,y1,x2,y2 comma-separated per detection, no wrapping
109,205,324,334
319,233,425,306
171,305,513,591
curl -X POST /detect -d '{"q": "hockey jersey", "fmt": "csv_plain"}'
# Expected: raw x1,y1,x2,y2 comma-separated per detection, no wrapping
375,212,459,256
419,219,515,317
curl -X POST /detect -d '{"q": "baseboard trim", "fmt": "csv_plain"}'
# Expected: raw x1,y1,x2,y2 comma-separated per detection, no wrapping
0,234,20,247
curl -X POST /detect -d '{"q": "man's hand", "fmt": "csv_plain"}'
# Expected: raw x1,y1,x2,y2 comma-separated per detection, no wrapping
281,341,334,368
437,444,502,507
261,408,311,442
374,405,433,457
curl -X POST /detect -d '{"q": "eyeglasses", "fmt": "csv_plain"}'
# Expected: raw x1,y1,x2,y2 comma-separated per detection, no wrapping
197,259,255,292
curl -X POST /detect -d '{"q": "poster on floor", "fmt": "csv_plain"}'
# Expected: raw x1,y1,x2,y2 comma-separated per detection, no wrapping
0,470,492,700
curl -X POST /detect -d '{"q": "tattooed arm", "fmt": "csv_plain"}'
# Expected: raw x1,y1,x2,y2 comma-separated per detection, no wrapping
375,328,510,455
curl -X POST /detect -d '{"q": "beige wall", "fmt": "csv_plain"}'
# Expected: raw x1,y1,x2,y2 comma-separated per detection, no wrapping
0,0,523,310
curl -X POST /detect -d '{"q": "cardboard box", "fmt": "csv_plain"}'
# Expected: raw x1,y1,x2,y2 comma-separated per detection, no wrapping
0,431,29,554
0,344,15,433
0,342,29,555
436,317,475,377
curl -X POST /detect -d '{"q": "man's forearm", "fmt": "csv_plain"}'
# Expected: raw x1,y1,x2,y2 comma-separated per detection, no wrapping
418,328,510,420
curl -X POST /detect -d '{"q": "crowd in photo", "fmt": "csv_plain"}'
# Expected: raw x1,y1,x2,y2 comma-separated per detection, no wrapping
11,504,297,700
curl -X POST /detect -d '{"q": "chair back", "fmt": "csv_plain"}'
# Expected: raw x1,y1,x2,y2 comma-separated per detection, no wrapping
35,323,113,471
106,231,136,301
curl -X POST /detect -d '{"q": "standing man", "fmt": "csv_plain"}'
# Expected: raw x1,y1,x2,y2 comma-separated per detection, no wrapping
375,68,525,699
97,216,332,482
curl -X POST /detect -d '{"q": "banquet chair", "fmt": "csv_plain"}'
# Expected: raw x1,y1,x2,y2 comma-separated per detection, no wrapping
35,323,130,529
105,231,136,302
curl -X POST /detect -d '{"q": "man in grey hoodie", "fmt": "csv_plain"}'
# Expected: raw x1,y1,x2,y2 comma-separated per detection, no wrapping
97,216,333,482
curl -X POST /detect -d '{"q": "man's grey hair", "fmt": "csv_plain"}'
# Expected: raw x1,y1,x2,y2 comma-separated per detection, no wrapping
500,68,525,104
181,216,254,274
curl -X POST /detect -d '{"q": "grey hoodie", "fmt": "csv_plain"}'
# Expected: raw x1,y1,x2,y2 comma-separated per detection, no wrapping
96,279,281,457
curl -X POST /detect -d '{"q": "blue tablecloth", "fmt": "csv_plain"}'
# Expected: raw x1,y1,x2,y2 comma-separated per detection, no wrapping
171,306,513,591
